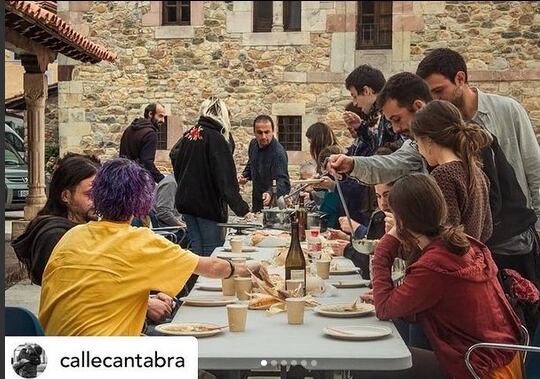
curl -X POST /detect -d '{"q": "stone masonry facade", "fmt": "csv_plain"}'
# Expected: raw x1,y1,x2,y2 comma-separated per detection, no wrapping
56,1,540,179
45,94,59,148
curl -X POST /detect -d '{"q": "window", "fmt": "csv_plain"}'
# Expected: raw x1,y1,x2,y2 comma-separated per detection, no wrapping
253,1,273,32
157,116,168,150
284,1,301,31
277,116,302,151
162,1,191,25
356,1,392,49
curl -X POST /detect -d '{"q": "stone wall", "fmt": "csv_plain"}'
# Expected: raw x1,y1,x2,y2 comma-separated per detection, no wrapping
45,94,59,148
409,1,540,138
56,0,540,175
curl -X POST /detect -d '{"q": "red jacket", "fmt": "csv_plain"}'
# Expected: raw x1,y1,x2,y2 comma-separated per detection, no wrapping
372,234,522,378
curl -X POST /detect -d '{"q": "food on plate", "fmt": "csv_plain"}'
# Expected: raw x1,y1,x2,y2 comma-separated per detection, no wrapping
248,293,282,310
250,231,267,246
269,273,284,287
247,272,319,312
250,231,290,246
159,323,220,332
318,303,372,313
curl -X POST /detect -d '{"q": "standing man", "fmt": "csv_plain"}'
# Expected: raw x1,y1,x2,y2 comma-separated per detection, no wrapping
343,65,402,154
238,115,291,212
120,102,166,183
328,72,539,287
416,48,540,231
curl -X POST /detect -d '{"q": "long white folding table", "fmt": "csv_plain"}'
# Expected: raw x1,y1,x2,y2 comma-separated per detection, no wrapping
171,243,412,377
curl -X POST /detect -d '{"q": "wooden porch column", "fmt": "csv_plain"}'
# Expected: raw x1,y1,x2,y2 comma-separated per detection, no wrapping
23,71,48,220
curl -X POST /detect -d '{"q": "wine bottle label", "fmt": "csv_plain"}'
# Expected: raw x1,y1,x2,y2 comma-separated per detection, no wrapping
290,270,305,281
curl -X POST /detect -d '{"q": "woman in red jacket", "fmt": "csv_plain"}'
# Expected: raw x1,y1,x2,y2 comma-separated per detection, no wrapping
372,173,523,379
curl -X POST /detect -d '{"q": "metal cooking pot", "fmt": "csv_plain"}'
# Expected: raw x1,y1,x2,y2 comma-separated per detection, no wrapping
262,208,294,230
262,209,328,231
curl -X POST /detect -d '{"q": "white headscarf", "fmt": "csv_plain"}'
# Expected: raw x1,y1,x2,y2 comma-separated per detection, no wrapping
199,97,231,141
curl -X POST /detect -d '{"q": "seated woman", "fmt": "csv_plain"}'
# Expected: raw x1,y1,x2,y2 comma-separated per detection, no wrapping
411,100,493,242
39,158,265,336
306,122,372,228
372,173,523,379
330,179,395,280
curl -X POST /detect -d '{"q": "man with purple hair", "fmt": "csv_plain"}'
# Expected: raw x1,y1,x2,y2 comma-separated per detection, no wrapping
13,153,177,325
39,158,264,336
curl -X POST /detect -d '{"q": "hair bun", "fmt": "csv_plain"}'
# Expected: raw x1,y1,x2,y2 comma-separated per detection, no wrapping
440,225,470,255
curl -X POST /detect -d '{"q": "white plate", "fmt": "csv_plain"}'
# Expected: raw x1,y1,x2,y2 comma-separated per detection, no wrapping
329,267,361,275
221,247,257,253
216,253,254,260
179,296,237,307
255,236,289,248
324,325,392,340
331,279,370,288
315,303,375,318
196,283,223,291
155,322,225,337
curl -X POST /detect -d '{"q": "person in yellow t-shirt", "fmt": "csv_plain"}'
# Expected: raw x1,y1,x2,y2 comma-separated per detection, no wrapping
39,158,264,336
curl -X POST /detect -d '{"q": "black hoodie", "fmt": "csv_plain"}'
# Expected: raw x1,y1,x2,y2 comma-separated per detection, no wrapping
11,216,76,285
172,116,250,223
119,118,164,183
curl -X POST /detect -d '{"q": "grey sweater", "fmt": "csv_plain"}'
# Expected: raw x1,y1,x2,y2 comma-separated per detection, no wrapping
471,89,540,230
153,175,183,226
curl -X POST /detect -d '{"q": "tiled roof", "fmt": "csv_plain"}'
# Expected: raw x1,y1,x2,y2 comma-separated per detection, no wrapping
5,1,117,63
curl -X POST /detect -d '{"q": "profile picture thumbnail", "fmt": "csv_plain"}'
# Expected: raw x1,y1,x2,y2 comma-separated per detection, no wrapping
11,343,47,378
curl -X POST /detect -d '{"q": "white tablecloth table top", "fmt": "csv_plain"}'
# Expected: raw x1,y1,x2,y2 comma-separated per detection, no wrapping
171,242,412,372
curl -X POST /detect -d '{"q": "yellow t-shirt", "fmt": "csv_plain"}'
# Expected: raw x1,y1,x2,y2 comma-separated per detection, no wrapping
39,220,199,336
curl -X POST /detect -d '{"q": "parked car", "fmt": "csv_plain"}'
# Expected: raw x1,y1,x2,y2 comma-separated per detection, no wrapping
5,143,28,211
5,124,26,160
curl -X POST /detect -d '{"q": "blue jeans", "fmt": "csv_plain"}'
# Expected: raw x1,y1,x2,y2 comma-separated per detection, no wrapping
183,215,226,256
394,319,432,350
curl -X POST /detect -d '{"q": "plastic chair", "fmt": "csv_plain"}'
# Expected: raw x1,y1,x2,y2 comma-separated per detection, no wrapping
465,325,539,379
150,210,188,246
5,307,44,336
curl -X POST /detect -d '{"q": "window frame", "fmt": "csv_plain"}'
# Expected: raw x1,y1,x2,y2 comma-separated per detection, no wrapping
356,1,393,50
162,1,191,26
277,116,303,152
283,1,302,32
253,1,273,33
156,115,169,150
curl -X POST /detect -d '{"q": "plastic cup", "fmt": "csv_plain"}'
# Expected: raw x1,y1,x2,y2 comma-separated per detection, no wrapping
227,304,248,332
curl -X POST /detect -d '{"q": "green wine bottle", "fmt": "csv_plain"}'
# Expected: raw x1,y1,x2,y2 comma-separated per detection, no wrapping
285,212,307,296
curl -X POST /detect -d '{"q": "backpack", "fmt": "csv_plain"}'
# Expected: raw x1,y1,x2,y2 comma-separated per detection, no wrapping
498,268,539,338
